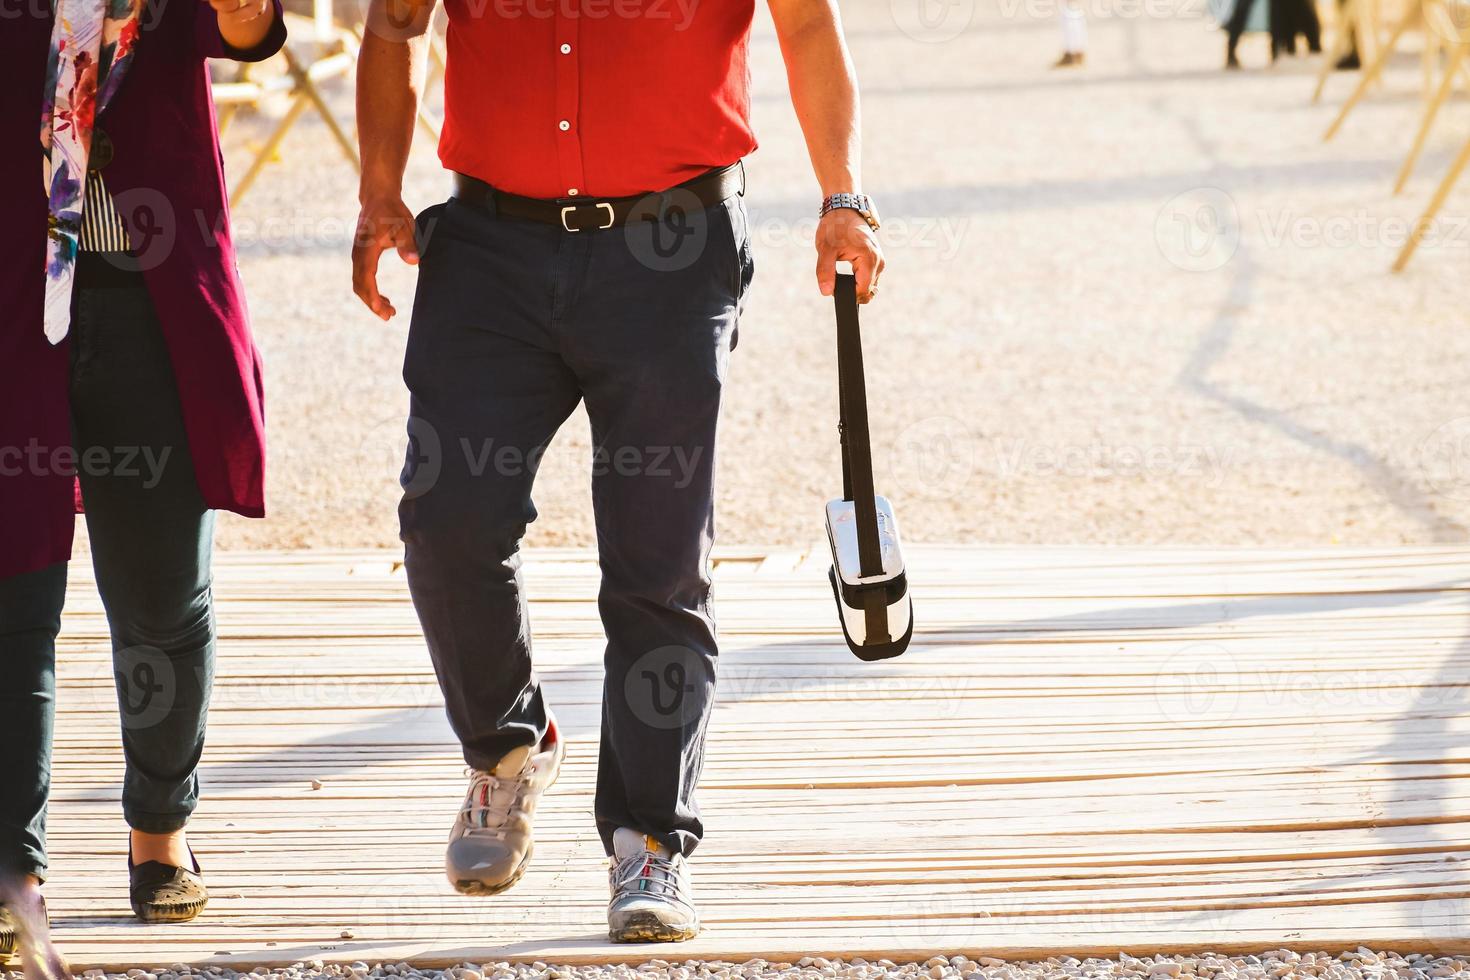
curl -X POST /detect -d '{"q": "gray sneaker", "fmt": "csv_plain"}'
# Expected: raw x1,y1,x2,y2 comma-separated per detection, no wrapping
607,827,700,943
445,716,564,895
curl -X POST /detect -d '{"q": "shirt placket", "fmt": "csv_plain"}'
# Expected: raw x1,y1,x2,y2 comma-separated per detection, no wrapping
554,10,585,199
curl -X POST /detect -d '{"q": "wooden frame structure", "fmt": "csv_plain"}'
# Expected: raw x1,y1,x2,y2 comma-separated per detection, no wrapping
1312,0,1470,270
213,8,449,206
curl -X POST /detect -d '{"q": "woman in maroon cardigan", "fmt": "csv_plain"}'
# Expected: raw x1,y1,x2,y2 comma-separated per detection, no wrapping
0,0,283,969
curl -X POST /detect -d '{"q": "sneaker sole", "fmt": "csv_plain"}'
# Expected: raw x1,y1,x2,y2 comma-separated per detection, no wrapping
449,735,567,897
609,911,701,944
451,842,534,897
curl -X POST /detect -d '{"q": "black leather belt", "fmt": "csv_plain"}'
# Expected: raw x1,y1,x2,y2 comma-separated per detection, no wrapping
451,162,745,232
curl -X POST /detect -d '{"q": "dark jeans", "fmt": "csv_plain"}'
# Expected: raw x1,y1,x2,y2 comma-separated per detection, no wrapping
0,267,216,879
400,186,754,858
1226,0,1320,57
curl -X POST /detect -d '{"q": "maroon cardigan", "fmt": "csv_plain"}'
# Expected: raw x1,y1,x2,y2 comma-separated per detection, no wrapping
0,0,286,580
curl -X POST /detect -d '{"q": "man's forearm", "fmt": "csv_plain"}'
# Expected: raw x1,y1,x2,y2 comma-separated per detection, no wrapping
357,5,433,200
770,0,862,195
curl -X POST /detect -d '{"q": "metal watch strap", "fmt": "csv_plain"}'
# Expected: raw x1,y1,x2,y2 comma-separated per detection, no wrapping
820,192,880,231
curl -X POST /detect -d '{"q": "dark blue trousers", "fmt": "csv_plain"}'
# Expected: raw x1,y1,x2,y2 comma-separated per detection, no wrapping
0,275,215,879
400,186,753,858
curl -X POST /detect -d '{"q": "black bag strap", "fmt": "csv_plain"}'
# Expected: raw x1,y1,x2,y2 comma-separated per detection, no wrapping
834,273,891,641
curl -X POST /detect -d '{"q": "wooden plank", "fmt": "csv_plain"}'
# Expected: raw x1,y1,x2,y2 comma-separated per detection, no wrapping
33,546,1470,966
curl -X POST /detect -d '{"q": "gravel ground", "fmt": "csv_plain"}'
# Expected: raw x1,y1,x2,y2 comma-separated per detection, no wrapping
36,951,1470,980
186,0,1470,558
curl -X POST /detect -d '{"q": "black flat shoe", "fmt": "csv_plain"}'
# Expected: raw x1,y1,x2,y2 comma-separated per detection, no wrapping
129,847,209,923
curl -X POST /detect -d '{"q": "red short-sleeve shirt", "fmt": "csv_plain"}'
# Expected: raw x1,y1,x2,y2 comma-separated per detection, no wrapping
438,0,758,199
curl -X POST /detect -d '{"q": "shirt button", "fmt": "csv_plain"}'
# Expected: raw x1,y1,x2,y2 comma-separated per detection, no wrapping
560,43,571,53
558,120,571,132
568,188,579,196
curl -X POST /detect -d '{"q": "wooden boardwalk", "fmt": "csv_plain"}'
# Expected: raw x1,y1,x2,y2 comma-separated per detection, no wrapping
42,546,1470,967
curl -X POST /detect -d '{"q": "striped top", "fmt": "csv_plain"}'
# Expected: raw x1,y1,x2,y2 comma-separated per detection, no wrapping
80,169,132,253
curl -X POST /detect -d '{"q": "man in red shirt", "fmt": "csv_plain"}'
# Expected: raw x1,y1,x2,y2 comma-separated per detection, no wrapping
352,0,883,943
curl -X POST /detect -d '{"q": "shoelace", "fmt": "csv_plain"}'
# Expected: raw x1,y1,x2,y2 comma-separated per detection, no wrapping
611,851,686,901
460,767,529,832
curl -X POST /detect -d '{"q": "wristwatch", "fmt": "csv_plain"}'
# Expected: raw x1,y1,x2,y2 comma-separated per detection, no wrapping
820,192,881,232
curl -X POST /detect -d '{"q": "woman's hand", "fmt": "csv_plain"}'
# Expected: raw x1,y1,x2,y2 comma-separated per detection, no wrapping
205,0,274,54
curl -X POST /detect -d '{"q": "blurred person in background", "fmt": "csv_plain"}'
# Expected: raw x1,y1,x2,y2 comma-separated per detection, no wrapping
1054,0,1087,68
0,0,284,972
1331,0,1362,69
1224,0,1320,65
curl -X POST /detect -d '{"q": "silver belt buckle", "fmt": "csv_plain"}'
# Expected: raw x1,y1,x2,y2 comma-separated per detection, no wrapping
560,201,615,232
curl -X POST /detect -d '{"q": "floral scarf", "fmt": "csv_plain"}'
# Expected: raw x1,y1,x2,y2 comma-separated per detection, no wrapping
41,0,143,345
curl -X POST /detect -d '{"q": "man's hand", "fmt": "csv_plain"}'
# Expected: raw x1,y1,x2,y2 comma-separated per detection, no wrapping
206,0,273,52
352,195,419,321
816,208,884,303
353,0,436,321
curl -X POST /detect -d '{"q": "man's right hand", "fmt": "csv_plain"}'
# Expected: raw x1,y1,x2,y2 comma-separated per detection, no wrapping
352,194,420,321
